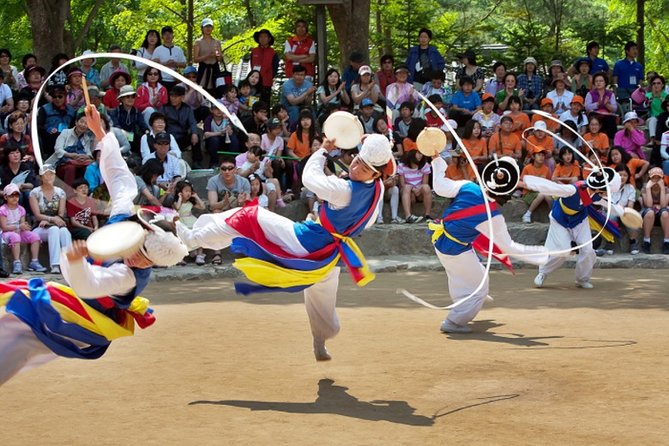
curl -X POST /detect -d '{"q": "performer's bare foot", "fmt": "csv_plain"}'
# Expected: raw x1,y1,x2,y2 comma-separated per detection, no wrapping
313,339,331,361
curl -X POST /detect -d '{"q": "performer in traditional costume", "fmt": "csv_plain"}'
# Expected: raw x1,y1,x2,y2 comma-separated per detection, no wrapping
522,167,622,289
177,134,396,361
428,155,549,333
0,105,187,386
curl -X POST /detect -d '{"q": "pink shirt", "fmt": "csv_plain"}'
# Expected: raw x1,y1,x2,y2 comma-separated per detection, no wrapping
398,162,431,187
613,128,647,160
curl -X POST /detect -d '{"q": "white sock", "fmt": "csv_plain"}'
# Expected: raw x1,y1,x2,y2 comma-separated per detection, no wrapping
644,238,651,243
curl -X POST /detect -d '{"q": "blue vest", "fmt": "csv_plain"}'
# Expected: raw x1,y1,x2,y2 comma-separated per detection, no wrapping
435,182,500,256
550,183,589,228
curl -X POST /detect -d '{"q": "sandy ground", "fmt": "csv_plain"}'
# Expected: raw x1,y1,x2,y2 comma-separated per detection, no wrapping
1,268,668,446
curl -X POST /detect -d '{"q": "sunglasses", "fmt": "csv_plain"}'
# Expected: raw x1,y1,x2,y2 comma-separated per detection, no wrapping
220,166,235,171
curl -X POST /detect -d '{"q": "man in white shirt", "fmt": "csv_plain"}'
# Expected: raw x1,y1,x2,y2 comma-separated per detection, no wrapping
153,26,187,91
99,45,130,90
143,131,183,185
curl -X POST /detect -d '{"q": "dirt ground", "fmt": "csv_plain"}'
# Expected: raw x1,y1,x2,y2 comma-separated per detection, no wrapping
1,268,668,446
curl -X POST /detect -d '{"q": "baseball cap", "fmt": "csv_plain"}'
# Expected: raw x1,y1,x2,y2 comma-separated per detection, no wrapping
183,66,197,76
481,93,495,102
154,132,170,143
358,65,372,76
649,167,663,178
361,98,374,107
201,18,214,27
3,183,20,196
570,96,584,106
540,98,553,107
267,117,282,129
394,64,409,74
39,164,56,175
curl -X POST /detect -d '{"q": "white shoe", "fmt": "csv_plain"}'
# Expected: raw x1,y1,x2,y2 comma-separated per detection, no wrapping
575,281,594,289
522,212,532,223
534,272,546,288
313,339,331,361
440,319,472,333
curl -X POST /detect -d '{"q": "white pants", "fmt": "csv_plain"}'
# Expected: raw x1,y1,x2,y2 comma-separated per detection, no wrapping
32,226,72,267
0,314,57,386
539,216,595,283
182,208,342,343
436,249,488,326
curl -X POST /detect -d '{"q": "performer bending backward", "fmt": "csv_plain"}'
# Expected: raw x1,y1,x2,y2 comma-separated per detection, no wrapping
177,134,396,361
0,105,187,386
429,156,549,333
522,167,622,289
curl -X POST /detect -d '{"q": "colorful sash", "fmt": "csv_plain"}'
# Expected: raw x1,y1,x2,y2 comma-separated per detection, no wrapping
0,278,155,360
227,183,381,295
570,183,621,242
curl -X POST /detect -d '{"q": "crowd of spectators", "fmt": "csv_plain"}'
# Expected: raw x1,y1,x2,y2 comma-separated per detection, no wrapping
1,20,669,275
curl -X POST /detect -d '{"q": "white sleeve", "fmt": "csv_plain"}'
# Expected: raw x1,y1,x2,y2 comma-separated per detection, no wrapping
523,175,575,197
660,133,669,160
431,158,467,198
284,41,292,54
140,135,150,162
60,253,137,299
309,41,316,54
593,198,624,217
302,149,352,208
99,131,137,217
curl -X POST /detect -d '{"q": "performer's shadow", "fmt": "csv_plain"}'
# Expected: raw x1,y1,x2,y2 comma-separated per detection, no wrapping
445,320,563,347
189,378,434,426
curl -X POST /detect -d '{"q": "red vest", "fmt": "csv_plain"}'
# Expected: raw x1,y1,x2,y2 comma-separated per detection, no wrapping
284,35,315,77
250,46,277,88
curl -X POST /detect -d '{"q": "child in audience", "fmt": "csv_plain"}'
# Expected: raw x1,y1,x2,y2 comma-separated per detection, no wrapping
462,120,488,171
488,116,522,162
522,121,555,171
596,163,640,256
219,84,240,116
472,93,500,140
552,146,581,184
640,167,669,254
66,178,99,240
583,116,610,163
398,149,432,223
393,101,416,154
420,70,453,107
172,180,206,265
237,80,253,119
424,94,445,127
521,147,552,223
506,95,530,140
0,183,47,274
607,146,649,189
531,97,560,133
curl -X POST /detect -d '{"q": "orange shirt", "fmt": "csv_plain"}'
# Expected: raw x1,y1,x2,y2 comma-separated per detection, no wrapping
583,132,610,162
509,112,530,140
521,162,551,194
552,162,581,183
488,131,521,157
531,113,560,133
402,137,418,152
462,138,487,164
608,158,647,188
445,161,475,181
523,134,554,163
287,131,311,159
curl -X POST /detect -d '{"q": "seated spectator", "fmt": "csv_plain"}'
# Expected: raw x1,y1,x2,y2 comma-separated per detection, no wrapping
0,183,47,274
607,146,649,189
20,65,47,106
16,53,37,91
597,163,640,256
102,70,132,110
531,98,561,134
342,51,365,94
386,64,419,115
472,93,500,140
219,84,240,116
204,104,239,167
488,116,521,162
0,48,19,91
241,101,269,140
393,101,416,148
421,70,453,108
0,71,15,117
398,149,432,223
0,144,37,209
99,45,130,90
357,98,378,134
236,146,281,212
462,120,488,170
445,148,475,181
639,167,669,254
84,146,103,192
544,59,567,92
37,84,76,158
179,66,209,123
373,115,392,141
237,79,253,119
552,146,581,184
521,147,552,223
317,68,350,116
545,74,574,115
484,61,506,96
560,96,588,134
376,54,396,95
450,76,481,127
4,93,31,135
143,132,184,187
167,179,206,265
517,57,543,110
206,157,252,264
287,109,316,161
376,172,401,224
645,75,667,142
135,67,169,125
79,50,100,87
614,111,647,159
134,158,167,207
29,164,72,274
109,85,149,153
65,67,86,110
141,113,181,162
584,72,618,141
1,111,34,162
351,65,383,109
243,70,264,107
506,95,530,140
571,58,593,98
555,120,581,153
280,64,316,126
66,178,99,240
261,118,289,189
523,121,555,171
46,53,69,89
53,111,95,185
424,94,446,128
455,49,484,92
402,117,426,154
660,118,669,175
495,72,524,113
159,85,200,165
583,116,610,163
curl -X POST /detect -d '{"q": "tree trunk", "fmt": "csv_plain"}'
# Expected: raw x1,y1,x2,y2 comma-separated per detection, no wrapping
187,0,194,63
636,0,645,65
328,0,371,69
25,0,71,66
72,0,105,54
243,0,257,28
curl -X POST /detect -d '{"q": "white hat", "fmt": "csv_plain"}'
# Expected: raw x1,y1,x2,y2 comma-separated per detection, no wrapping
440,119,458,132
623,111,639,124
359,134,396,176
586,167,620,193
116,84,136,99
524,56,538,66
534,121,547,131
81,50,96,64
201,18,214,27
358,65,372,76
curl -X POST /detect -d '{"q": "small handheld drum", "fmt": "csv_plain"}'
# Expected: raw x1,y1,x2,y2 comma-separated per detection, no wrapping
416,127,446,157
323,111,364,149
481,156,520,196
620,208,643,229
86,221,146,261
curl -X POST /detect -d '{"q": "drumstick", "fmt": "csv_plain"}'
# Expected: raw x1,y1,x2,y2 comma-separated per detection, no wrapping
82,76,91,108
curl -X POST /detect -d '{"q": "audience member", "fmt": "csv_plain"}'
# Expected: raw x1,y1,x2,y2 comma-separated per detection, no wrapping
134,29,161,78
53,111,95,185
517,57,543,110
615,111,647,159
552,146,581,184
521,147,552,223
37,84,76,158
545,74,573,115
488,116,522,162
495,72,523,113
584,72,618,140
46,53,69,89
193,18,223,93
571,58,592,98
376,54,396,95
109,85,149,153
250,29,279,104
66,178,99,240
613,41,644,102
135,67,169,124
484,61,506,96
559,95,588,134
398,149,432,223
16,53,37,90
153,26,188,90
79,50,100,87
0,48,19,91
160,85,200,165
204,104,238,167
102,70,132,109
99,46,129,90
350,65,383,109
455,49,484,92
342,51,365,94
317,68,350,115
639,167,669,254
583,116,610,162
406,28,445,88
472,93,500,139
65,67,85,109
140,112,181,162
280,64,316,125
606,146,649,189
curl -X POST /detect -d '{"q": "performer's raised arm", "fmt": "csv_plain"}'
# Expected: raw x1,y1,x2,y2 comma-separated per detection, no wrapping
302,140,352,208
522,175,575,198
431,157,468,198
